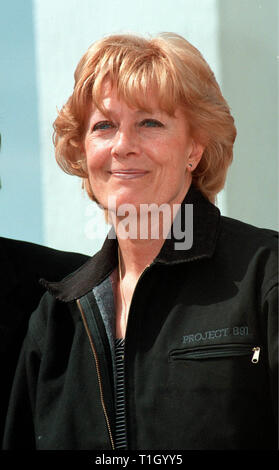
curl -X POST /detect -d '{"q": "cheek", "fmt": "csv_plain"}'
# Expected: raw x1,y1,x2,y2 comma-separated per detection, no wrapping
146,138,175,163
85,141,109,172
153,137,188,167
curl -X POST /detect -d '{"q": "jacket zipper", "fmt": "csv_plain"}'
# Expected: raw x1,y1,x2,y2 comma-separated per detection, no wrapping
121,262,152,448
76,299,115,450
170,344,261,364
123,262,152,335
76,263,153,450
251,346,260,363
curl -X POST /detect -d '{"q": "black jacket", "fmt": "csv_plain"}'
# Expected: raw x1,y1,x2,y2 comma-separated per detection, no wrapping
0,237,88,442
2,187,278,450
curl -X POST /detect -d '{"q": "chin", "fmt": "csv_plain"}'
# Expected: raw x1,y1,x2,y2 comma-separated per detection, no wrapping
105,191,143,209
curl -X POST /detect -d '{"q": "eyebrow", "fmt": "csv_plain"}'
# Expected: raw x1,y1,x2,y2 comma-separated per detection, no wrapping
93,107,164,118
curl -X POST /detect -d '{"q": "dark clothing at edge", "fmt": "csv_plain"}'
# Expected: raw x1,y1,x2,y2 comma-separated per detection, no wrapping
0,236,89,441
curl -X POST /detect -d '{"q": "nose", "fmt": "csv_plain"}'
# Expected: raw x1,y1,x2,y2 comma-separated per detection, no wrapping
111,126,139,158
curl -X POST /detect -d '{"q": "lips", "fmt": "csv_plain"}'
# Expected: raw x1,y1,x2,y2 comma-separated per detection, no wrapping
109,169,149,179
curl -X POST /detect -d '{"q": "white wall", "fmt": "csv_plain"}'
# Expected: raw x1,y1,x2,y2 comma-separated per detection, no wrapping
0,0,277,256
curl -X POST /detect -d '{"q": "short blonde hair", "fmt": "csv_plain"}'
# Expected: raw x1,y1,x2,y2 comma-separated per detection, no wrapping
53,32,236,202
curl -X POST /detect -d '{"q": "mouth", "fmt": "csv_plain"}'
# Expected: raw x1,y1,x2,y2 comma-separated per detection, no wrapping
109,169,149,179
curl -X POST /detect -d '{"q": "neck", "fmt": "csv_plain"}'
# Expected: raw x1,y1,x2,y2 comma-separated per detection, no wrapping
117,237,163,280
114,187,190,280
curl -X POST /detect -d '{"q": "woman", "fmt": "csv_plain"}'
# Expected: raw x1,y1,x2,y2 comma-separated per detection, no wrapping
3,33,277,450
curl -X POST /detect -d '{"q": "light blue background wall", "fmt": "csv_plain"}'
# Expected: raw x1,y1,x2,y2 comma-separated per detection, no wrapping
0,0,278,256
0,1,43,243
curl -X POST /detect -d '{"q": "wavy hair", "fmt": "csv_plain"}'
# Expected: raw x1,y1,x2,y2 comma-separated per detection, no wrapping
53,32,236,203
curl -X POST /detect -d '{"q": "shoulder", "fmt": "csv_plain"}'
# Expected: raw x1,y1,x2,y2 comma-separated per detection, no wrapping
218,216,278,258
0,236,89,281
219,216,278,243
27,291,77,353
216,216,278,291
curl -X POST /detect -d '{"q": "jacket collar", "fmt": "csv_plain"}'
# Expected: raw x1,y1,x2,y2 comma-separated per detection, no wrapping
41,185,220,302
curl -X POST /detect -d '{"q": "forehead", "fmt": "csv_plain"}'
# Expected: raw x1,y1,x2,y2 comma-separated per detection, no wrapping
101,80,161,111
91,79,180,118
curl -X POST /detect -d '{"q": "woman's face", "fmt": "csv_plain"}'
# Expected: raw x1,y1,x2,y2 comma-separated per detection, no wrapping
83,83,203,212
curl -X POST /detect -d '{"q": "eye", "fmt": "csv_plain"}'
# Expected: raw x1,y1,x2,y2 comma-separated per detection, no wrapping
92,121,115,131
140,119,164,128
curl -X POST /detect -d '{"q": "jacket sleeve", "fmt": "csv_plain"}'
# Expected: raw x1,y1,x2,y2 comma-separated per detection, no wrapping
2,318,42,449
263,280,278,423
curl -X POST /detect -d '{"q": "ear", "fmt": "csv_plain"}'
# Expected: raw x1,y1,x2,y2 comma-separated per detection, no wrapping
187,140,205,171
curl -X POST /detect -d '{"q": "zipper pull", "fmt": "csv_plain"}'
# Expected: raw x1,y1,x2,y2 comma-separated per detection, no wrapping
251,347,260,363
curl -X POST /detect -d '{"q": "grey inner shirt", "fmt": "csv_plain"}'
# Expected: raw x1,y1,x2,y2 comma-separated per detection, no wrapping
92,270,127,449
